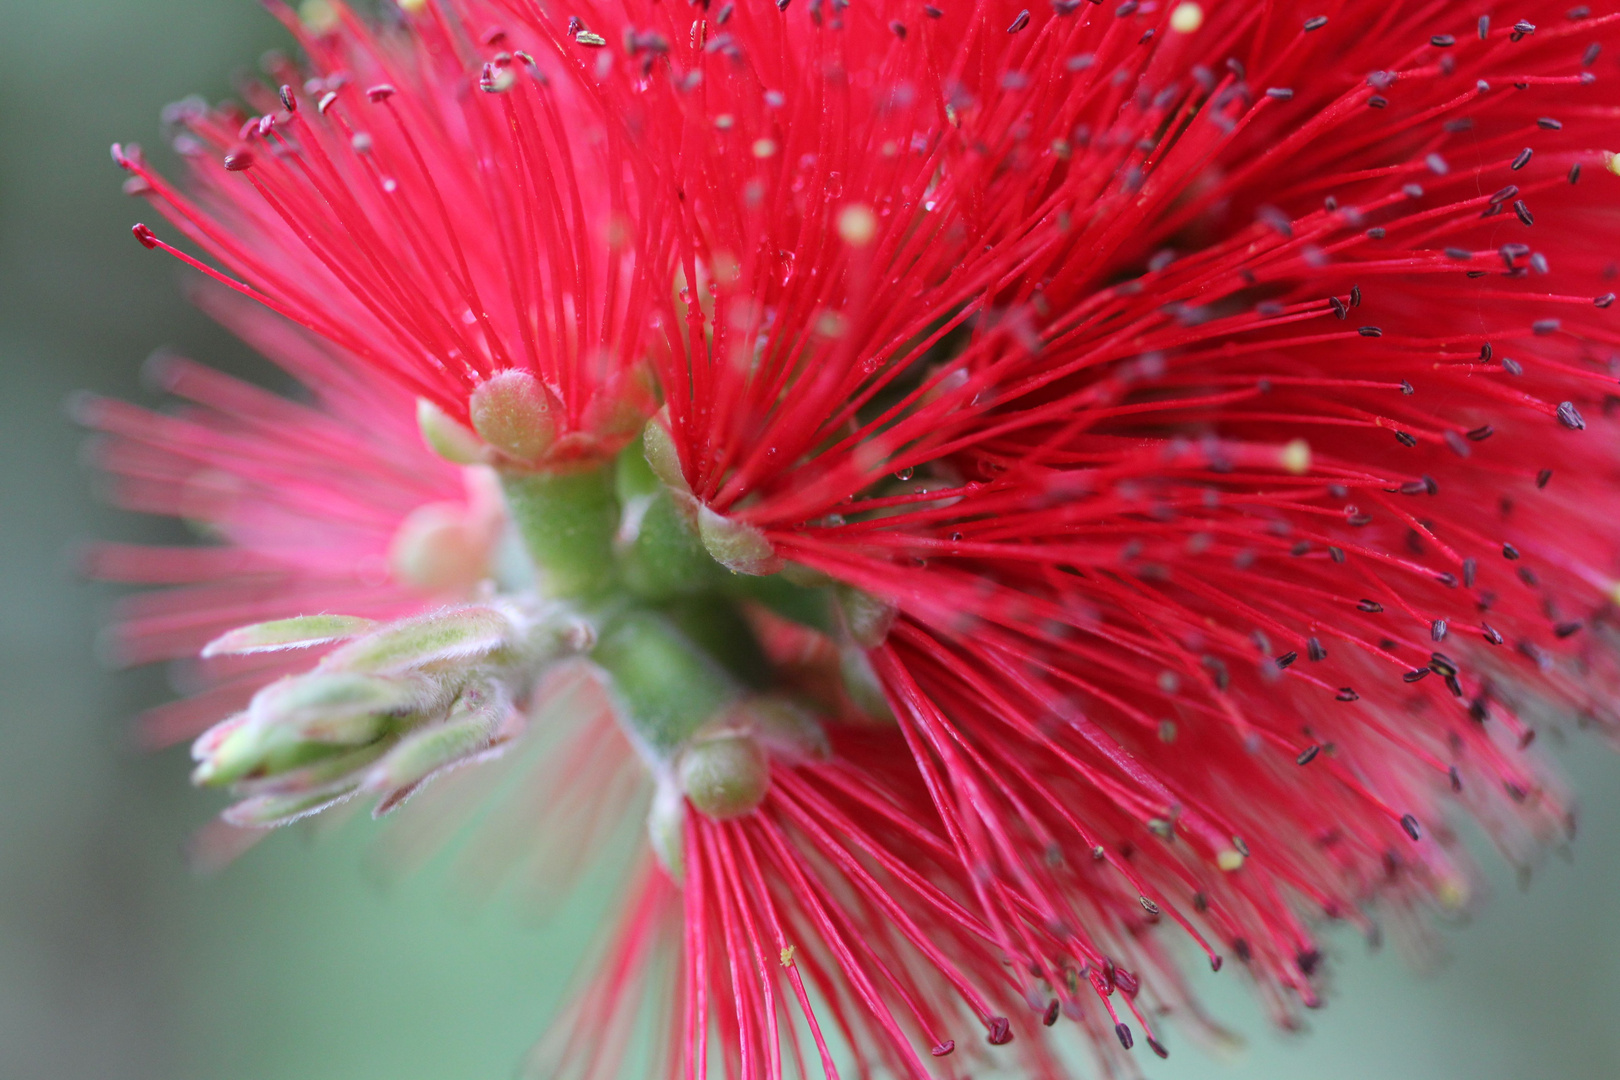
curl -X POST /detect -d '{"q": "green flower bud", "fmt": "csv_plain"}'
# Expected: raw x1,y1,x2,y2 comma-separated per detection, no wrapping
698,504,782,576
678,733,770,820
415,397,488,465
835,585,898,648
646,778,686,881
468,369,560,464
201,614,376,658
323,606,513,674
641,407,691,494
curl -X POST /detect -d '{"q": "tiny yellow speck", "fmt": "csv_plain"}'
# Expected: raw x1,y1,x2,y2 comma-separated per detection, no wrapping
837,204,878,246
1606,151,1620,177
779,945,796,967
752,138,778,159
396,0,428,11
1169,2,1204,33
1280,438,1312,475
1216,849,1245,872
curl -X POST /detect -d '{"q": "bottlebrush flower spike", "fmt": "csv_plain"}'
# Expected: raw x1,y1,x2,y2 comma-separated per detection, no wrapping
94,0,1620,1076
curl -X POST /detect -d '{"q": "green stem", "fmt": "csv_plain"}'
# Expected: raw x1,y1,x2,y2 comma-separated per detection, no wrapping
590,610,741,760
499,463,621,599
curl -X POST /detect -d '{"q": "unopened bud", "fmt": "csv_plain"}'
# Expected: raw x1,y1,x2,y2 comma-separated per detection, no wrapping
416,397,488,465
840,646,895,722
365,692,504,813
468,369,560,465
642,408,691,493
730,695,831,764
202,614,376,657
679,733,770,819
250,671,427,742
647,778,687,880
835,585,897,647
698,504,782,575
324,606,512,674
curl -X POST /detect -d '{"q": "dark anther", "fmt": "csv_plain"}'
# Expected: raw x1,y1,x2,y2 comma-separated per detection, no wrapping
1502,357,1523,375
931,1040,956,1056
1330,296,1348,318
1437,572,1459,588
1337,687,1360,701
1403,668,1430,683
1478,14,1490,36
1233,938,1252,962
1357,599,1384,613
1368,95,1388,108
1432,619,1448,642
1445,247,1472,260
1584,42,1602,66
1267,87,1295,101
1463,557,1477,586
1536,468,1553,488
279,84,297,112
1490,185,1519,205
1511,147,1532,170
1430,33,1455,46
1330,545,1346,563
924,4,944,14
1115,1023,1134,1050
1482,623,1504,645
1514,19,1536,33
1503,542,1520,559
1400,814,1422,841
1395,431,1417,447
1350,285,1362,306
1429,652,1457,677
1358,326,1383,337
1597,293,1615,308
1304,15,1328,30
1449,765,1463,792
1401,379,1415,395
1308,637,1326,661
890,18,906,36
1007,9,1030,31
1557,401,1586,430
1538,117,1563,130
1298,949,1323,975
1297,745,1321,765
1368,227,1387,238
1479,341,1493,361
1148,1037,1170,1059
1468,424,1494,440
1043,1000,1061,1026
1276,651,1298,669
1555,620,1585,639
987,1017,1013,1045
1513,200,1534,226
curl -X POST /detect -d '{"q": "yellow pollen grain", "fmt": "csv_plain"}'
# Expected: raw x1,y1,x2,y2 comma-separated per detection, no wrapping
779,945,796,967
396,0,428,11
1606,150,1620,177
837,203,878,246
1216,849,1246,872
752,138,778,159
1169,2,1204,33
1280,438,1312,475
298,0,341,34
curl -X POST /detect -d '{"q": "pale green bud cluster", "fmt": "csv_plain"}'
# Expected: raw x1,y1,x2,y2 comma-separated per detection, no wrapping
192,603,590,826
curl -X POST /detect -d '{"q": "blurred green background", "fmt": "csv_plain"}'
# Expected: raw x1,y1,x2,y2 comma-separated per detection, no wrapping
3,2,1620,1078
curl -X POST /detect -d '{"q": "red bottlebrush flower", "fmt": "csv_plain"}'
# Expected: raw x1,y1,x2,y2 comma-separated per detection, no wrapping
97,0,1620,1074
